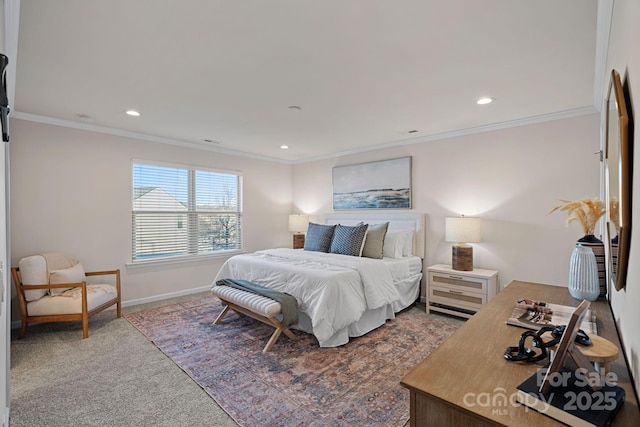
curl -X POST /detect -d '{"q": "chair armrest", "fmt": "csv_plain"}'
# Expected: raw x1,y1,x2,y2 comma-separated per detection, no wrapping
15,283,50,290
85,270,120,277
85,269,121,297
16,282,85,290
48,282,86,289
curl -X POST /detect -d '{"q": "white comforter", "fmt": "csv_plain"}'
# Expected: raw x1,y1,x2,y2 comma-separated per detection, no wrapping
213,248,404,347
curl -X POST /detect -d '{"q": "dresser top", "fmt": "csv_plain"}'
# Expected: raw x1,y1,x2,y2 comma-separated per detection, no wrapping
401,280,639,426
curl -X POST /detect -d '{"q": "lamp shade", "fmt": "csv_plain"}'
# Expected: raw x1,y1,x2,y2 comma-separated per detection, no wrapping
445,217,481,244
288,214,309,233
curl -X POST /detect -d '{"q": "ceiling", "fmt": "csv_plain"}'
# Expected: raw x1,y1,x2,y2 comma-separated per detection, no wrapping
10,0,605,163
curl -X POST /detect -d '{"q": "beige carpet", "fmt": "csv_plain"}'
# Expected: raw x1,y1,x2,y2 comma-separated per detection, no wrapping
10,293,239,427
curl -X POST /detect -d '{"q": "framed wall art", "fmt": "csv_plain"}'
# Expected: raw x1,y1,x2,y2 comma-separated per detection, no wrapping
332,157,411,209
604,69,632,292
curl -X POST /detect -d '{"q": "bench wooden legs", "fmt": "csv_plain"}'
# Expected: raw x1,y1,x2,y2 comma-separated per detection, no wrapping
214,299,297,352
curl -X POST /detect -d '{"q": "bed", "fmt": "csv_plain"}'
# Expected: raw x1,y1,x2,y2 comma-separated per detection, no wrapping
212,212,425,347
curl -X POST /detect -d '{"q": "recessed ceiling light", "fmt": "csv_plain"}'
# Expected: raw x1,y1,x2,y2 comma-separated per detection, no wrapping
476,97,493,105
281,145,289,149
125,110,141,116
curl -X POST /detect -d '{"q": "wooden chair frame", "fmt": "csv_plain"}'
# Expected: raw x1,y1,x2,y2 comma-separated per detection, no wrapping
11,267,121,339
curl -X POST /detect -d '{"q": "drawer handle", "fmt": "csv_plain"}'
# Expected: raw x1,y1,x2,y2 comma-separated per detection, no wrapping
449,275,464,280
448,290,463,295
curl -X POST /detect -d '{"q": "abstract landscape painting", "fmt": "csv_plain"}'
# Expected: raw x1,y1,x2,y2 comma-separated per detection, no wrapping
333,157,411,209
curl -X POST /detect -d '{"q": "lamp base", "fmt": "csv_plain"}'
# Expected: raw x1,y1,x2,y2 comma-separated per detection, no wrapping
452,245,473,271
293,233,305,249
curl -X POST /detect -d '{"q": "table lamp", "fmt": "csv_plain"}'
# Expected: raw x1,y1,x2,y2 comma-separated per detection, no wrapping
445,216,481,271
289,214,309,249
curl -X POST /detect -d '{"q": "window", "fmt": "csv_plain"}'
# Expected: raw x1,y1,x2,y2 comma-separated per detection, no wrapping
132,162,242,262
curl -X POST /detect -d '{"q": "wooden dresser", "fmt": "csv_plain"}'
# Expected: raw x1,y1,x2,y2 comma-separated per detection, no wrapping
401,280,640,426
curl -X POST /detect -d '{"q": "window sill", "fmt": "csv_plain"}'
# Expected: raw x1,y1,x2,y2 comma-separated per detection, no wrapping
126,250,245,269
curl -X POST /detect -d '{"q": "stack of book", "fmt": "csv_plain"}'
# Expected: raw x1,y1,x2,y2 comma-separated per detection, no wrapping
507,299,597,334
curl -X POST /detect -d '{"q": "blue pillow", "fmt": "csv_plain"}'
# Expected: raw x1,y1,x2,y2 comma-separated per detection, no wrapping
330,224,369,256
304,223,336,252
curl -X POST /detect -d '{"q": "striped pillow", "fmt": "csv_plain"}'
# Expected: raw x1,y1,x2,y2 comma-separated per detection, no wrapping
330,224,369,256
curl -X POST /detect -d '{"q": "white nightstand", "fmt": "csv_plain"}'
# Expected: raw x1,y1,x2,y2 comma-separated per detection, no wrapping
426,264,499,319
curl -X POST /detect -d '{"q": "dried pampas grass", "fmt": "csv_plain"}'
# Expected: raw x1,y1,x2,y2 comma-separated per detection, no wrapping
548,198,605,235
609,199,620,233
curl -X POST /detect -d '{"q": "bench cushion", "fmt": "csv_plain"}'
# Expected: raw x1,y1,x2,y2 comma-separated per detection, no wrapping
212,286,282,317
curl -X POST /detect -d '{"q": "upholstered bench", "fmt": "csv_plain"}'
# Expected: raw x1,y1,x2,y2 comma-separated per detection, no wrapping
211,285,297,352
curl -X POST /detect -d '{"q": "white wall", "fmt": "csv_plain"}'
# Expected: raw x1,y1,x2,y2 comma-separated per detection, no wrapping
9,119,293,314
293,113,602,298
605,0,640,394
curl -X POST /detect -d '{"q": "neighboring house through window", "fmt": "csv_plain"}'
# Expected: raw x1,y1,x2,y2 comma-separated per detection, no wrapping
132,162,242,262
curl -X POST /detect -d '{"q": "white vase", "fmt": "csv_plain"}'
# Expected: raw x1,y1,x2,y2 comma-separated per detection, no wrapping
568,246,600,301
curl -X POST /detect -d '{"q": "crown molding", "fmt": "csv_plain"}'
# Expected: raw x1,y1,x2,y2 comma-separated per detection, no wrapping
13,105,598,166
294,105,599,164
10,111,292,164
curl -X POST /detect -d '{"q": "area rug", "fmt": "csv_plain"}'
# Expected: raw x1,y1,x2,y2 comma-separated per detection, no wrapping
125,296,458,427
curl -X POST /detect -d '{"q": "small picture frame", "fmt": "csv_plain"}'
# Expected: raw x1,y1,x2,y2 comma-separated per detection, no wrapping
539,300,596,394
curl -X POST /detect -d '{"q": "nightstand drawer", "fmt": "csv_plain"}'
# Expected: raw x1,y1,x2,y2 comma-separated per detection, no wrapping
426,264,499,318
429,272,488,294
429,285,486,311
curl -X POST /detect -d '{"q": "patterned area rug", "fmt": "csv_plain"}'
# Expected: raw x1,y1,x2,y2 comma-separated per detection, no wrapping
125,296,458,427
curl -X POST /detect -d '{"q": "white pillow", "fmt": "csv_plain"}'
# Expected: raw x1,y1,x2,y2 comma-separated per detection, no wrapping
383,230,414,258
49,263,86,295
401,230,414,256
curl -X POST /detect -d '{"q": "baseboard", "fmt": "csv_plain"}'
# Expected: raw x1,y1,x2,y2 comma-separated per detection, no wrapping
9,285,212,330
121,285,211,308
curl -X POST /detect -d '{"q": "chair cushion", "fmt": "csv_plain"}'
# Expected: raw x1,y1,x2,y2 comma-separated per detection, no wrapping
18,253,80,301
26,284,118,316
18,255,49,301
49,263,86,295
42,252,79,271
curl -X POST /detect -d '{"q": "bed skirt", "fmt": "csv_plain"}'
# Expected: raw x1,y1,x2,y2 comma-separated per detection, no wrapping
293,272,421,347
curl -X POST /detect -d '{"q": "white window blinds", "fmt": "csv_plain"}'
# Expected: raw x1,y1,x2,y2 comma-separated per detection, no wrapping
132,162,242,262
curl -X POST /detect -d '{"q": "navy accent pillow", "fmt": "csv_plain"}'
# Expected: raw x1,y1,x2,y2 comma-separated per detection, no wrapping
330,224,369,256
304,223,336,252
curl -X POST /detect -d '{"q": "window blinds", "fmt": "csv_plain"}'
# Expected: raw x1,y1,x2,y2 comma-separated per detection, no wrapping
132,163,242,262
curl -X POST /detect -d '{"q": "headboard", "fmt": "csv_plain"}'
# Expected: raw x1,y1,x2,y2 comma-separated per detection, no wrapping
324,212,426,259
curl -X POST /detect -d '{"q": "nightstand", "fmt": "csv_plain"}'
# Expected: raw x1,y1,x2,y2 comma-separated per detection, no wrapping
426,264,499,319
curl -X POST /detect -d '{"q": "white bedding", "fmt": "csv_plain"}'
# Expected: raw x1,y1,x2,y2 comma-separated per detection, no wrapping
213,248,422,347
